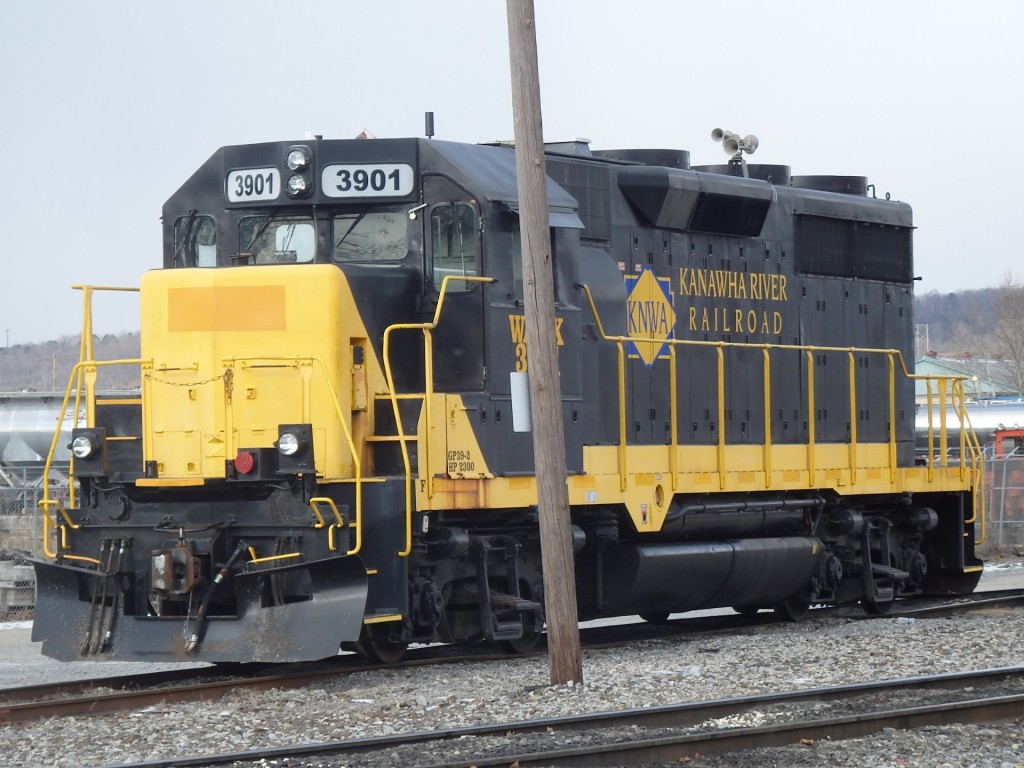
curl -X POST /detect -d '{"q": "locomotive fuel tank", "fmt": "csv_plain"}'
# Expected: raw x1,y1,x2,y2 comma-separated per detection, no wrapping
590,537,822,618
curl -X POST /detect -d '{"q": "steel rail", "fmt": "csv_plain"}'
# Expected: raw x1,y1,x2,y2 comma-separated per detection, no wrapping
0,650,508,723
82,666,1024,768
443,690,1024,767
4,587,1022,723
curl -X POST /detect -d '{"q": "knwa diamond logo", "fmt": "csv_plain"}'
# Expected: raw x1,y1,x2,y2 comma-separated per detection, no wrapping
625,267,676,366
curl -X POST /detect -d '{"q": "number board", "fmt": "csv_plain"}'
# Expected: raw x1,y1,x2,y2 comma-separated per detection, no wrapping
226,168,281,202
321,163,414,198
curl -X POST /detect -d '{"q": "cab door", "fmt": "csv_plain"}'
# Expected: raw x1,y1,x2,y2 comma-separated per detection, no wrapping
424,176,485,391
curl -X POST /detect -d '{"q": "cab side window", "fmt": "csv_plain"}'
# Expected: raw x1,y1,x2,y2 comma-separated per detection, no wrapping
431,203,479,294
173,214,217,267
510,224,564,304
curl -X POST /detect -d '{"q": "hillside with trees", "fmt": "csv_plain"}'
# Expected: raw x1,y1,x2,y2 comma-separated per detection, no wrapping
0,332,140,392
914,288,996,355
916,276,1024,395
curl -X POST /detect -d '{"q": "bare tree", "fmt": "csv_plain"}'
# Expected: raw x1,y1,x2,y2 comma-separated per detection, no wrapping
991,273,1024,395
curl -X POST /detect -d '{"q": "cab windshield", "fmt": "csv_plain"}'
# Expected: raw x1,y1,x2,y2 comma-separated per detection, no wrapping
331,210,408,262
238,216,315,264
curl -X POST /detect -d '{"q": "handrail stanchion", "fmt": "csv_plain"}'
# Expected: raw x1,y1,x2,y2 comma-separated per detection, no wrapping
716,344,726,490
616,340,628,490
938,378,949,467
762,346,772,488
381,276,494,556
848,350,857,485
669,344,678,489
806,349,816,486
926,379,935,479
888,353,897,484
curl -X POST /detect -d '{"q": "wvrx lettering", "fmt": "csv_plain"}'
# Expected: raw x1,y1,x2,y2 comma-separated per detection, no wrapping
507,314,565,372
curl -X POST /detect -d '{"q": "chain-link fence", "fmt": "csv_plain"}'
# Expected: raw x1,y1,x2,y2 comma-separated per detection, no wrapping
982,455,1024,549
0,468,53,620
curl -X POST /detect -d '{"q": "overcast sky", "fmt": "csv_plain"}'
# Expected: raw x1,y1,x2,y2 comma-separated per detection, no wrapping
2,1,1021,344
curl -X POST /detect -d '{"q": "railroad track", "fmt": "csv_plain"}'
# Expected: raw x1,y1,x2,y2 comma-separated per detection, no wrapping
83,665,1024,767
0,648,519,724
2,587,1021,726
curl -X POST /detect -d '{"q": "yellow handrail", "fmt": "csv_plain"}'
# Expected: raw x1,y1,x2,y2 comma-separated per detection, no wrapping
72,286,140,434
668,345,679,488
848,350,858,485
223,356,365,555
38,499,78,559
716,344,726,489
381,275,495,557
65,286,142,509
39,358,149,559
616,340,627,489
762,347,772,487
806,349,817,485
310,496,346,554
576,283,984,512
246,546,303,565
887,354,897,484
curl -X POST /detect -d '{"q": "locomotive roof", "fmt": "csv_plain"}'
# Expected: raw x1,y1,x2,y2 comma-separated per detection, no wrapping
164,137,582,216
424,139,581,214
164,136,911,237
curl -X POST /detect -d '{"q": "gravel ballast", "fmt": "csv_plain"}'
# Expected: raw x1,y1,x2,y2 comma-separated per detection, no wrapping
2,562,1023,767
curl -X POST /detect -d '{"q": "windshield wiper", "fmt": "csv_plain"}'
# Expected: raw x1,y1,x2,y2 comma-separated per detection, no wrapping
172,209,199,266
244,212,278,252
335,210,368,251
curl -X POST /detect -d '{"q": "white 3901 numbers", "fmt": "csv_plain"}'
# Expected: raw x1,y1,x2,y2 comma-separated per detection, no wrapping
321,163,414,198
225,168,281,202
225,163,413,201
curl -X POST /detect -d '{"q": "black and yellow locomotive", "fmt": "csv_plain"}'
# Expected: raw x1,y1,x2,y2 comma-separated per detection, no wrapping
32,132,984,662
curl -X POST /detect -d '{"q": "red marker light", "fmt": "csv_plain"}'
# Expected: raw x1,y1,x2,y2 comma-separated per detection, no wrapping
234,450,256,474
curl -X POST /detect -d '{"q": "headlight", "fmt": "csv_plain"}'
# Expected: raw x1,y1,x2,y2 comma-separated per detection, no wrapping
68,428,109,476
286,147,310,171
276,424,314,473
277,432,301,456
71,434,97,459
287,175,309,196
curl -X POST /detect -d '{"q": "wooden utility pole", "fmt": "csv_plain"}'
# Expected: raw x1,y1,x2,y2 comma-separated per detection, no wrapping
505,0,584,685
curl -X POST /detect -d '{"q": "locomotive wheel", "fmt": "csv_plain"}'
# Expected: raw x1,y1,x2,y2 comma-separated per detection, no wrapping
862,571,897,615
499,627,543,654
356,627,408,665
499,581,545,653
773,596,810,622
639,612,671,624
861,595,893,615
359,637,408,665
923,568,983,596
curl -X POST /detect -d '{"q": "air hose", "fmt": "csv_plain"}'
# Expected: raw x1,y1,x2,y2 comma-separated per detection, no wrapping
185,541,247,654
